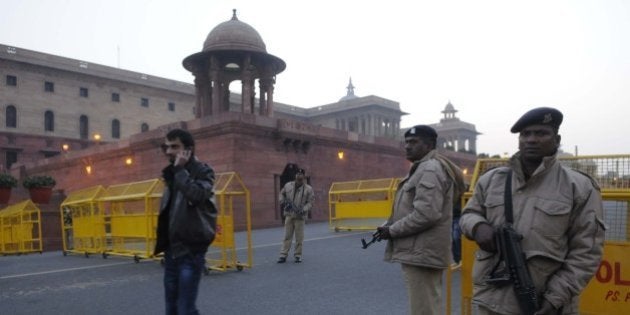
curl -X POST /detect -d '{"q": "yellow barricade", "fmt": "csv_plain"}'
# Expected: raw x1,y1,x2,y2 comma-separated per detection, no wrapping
460,155,630,315
328,178,400,231
0,200,42,255
99,179,163,262
60,185,107,257
60,172,252,270
206,172,252,272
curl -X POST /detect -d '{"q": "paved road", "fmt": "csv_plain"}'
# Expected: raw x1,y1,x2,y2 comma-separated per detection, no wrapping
1,222,462,314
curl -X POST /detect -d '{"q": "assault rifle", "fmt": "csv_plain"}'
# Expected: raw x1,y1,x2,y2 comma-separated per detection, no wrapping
360,230,382,249
361,222,388,249
486,223,539,315
281,200,304,216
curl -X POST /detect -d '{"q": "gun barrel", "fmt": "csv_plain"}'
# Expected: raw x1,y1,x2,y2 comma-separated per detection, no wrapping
360,231,382,249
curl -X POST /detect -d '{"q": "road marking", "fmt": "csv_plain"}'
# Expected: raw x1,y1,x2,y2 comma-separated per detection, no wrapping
0,262,130,280
0,231,366,279
226,231,364,251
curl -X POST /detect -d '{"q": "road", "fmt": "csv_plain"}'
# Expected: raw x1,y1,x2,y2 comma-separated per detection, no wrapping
1,222,462,314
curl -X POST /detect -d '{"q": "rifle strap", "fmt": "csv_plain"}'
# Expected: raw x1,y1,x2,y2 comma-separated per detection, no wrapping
504,170,514,224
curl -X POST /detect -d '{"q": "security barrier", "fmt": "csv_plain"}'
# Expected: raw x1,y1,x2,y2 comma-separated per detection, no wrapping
100,179,163,262
460,155,630,315
328,178,400,231
60,185,107,257
206,172,252,272
59,172,252,270
0,200,42,255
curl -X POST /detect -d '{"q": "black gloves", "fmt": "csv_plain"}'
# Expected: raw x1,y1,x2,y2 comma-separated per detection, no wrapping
473,223,496,252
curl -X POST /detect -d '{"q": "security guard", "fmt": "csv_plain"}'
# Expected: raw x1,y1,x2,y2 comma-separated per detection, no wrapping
460,107,606,314
378,125,462,315
277,168,314,263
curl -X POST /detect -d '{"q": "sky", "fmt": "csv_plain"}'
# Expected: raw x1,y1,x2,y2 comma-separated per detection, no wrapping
1,0,629,156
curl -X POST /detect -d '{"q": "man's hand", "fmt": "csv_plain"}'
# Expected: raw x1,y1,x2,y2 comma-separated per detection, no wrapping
535,299,558,315
376,226,391,240
473,223,496,252
174,149,191,167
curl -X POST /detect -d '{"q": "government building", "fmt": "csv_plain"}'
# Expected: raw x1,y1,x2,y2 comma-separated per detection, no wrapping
1,11,479,249
2,44,408,171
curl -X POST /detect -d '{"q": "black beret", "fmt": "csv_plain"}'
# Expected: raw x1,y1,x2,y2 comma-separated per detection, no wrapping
404,125,437,139
510,107,563,133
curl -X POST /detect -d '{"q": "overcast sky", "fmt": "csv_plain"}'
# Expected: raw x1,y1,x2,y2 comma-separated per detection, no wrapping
1,0,628,156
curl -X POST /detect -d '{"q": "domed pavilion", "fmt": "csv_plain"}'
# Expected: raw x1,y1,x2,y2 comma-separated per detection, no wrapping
183,9,286,117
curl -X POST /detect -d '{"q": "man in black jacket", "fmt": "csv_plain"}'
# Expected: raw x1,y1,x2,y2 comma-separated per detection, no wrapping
154,128,217,315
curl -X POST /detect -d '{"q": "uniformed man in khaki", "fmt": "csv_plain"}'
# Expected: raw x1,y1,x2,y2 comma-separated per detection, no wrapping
377,125,461,315
277,168,314,263
460,107,606,314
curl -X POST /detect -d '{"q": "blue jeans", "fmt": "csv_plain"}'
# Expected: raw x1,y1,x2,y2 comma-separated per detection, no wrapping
163,251,206,315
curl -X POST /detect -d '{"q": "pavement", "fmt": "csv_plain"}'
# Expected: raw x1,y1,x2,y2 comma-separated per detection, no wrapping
0,222,462,315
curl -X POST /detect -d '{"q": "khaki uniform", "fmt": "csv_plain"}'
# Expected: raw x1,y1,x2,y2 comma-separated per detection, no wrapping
460,153,606,314
279,181,314,259
384,149,454,314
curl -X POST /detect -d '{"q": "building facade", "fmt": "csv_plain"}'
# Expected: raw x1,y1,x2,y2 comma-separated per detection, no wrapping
0,43,196,169
1,43,408,170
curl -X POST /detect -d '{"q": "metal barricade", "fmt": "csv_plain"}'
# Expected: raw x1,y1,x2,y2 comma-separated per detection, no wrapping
460,155,630,315
60,185,107,257
206,172,252,272
328,178,400,231
0,200,42,255
99,179,163,262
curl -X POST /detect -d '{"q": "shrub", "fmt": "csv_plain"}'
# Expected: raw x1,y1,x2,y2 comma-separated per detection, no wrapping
22,175,56,189
0,173,18,188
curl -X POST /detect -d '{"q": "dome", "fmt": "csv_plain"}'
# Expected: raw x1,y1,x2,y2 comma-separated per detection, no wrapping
183,10,285,75
442,101,457,113
202,10,267,53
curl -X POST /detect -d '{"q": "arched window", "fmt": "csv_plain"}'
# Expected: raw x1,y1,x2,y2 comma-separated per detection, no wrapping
80,115,89,139
44,110,54,132
141,123,149,132
112,119,120,139
6,105,16,128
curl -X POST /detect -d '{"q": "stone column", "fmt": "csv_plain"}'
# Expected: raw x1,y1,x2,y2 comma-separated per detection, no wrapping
267,79,275,117
241,55,253,114
210,56,221,115
258,78,268,116
221,82,231,111
193,67,210,118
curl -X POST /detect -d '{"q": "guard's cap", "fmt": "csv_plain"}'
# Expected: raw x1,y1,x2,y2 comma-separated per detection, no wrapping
296,168,306,175
510,107,563,133
404,125,438,139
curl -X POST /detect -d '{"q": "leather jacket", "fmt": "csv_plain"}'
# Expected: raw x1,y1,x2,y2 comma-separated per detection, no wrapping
154,157,217,259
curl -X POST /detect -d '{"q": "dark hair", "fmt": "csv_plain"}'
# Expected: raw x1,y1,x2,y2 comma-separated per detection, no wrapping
166,128,195,149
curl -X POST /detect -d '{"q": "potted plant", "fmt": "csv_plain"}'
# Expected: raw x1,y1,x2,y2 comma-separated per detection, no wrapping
23,175,56,204
0,173,18,204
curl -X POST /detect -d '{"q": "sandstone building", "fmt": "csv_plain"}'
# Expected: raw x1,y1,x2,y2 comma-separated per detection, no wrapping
1,42,405,171
2,11,477,250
